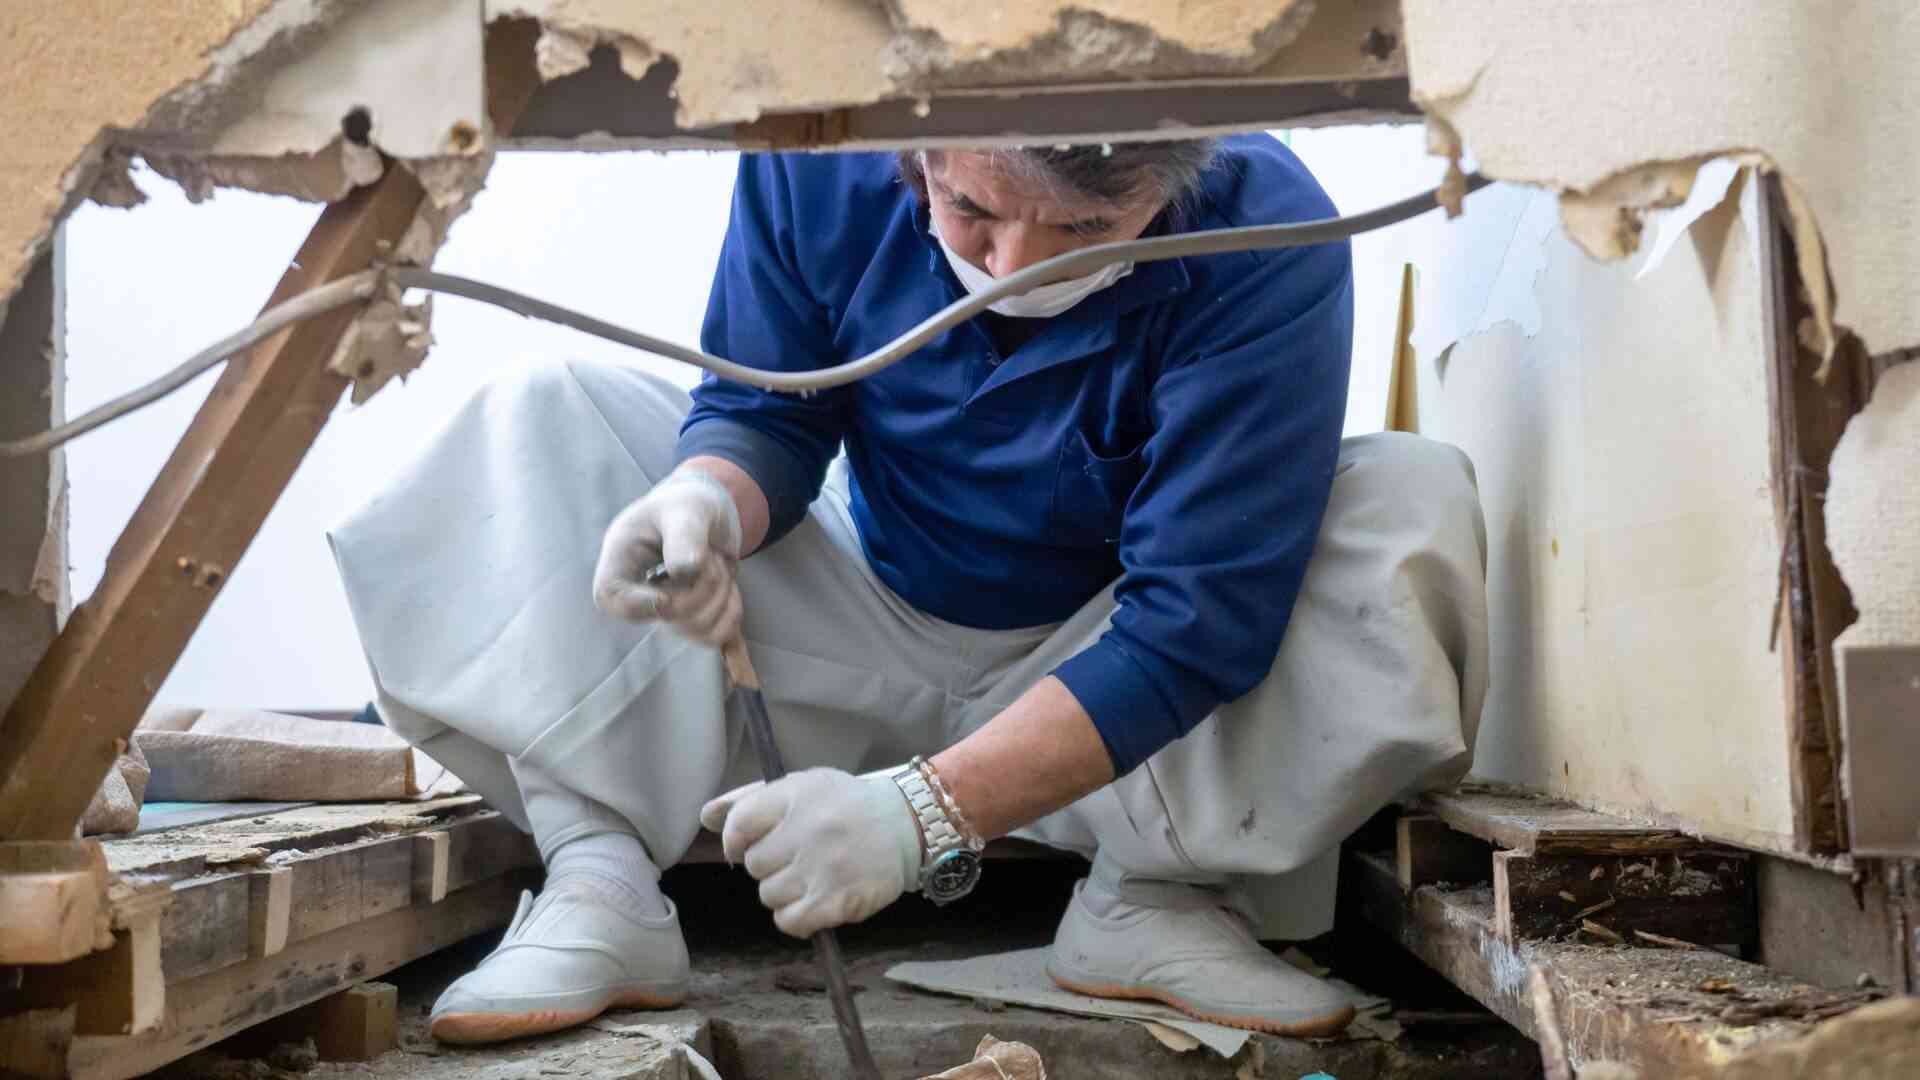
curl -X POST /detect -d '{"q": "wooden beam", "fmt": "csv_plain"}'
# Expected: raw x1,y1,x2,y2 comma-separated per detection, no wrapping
1383,262,1419,433
1757,174,1874,854
284,832,414,945
67,873,529,1080
0,170,423,840
442,809,538,891
0,1007,75,1080
102,796,477,880
1395,812,1490,889
0,840,112,964
15,894,167,1037
159,872,250,982
1421,787,1697,856
410,829,451,905
248,865,292,959
101,809,534,991
0,19,546,843
1346,849,1877,1074
251,981,401,1062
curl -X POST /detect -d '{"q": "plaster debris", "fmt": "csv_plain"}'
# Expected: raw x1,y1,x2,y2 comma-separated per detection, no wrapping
329,282,435,405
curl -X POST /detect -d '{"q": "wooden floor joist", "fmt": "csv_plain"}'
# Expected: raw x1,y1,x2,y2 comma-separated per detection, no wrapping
1347,849,1877,1076
69,874,529,1080
1421,786,1699,856
1355,788,1914,1075
56,801,539,1079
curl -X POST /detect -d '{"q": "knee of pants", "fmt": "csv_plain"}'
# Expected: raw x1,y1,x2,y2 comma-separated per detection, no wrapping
472,358,693,471
470,356,592,413
1335,432,1486,549
474,358,688,423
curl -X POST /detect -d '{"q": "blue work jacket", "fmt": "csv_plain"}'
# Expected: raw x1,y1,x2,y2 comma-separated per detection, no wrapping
680,134,1353,775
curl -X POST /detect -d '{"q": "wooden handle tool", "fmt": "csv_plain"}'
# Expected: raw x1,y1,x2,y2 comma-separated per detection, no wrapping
646,564,882,1080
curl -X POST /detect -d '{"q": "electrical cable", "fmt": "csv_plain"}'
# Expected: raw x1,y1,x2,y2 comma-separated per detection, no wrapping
1,172,1488,457
0,272,382,457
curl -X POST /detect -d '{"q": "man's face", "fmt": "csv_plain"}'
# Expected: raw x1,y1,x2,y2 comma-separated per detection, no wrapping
925,152,1163,280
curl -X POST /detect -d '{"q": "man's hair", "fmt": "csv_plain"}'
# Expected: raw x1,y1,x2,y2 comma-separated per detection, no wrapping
898,139,1220,212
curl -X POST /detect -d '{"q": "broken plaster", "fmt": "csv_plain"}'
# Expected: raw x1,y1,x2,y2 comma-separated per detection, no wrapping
1400,0,1918,369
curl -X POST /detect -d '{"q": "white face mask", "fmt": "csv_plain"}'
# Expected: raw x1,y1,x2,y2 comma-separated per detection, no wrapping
932,219,1133,319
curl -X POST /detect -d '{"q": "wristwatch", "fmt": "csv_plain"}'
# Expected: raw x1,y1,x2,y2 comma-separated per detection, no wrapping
891,758,984,905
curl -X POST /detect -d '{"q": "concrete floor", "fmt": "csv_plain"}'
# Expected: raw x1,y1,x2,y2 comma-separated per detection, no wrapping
157,860,1543,1079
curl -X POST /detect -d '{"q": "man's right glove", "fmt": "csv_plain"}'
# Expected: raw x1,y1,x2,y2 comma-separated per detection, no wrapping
593,469,744,645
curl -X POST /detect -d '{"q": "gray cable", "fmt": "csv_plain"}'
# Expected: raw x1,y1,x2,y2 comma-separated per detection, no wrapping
1,172,1487,456
0,272,381,457
393,172,1489,394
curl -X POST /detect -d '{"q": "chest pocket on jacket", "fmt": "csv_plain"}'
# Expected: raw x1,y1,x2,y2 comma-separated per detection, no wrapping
1050,430,1146,546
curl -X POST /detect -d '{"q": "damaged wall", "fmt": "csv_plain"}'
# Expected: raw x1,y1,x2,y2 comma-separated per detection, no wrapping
1407,169,1801,852
1402,0,1920,363
1,0,1408,314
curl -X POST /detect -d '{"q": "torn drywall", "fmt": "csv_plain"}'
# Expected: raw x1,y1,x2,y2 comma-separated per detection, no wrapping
1422,167,1800,853
134,0,484,206
1827,363,1920,650
490,0,898,128
487,0,1382,129
328,283,434,405
1401,0,1919,365
209,0,484,161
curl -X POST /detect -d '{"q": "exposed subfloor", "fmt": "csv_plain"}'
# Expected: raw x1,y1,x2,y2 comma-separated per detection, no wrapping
156,859,1543,1079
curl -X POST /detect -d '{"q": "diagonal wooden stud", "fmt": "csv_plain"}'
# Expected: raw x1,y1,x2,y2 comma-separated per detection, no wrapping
0,170,423,840
0,18,544,841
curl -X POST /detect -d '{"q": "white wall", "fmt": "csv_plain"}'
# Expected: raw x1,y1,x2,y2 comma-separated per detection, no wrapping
63,132,1442,710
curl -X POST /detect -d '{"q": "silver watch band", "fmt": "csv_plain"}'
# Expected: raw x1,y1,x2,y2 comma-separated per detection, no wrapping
893,764,965,859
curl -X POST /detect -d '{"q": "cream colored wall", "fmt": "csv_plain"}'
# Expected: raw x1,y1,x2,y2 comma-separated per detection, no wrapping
1321,126,1799,851
1426,179,1795,852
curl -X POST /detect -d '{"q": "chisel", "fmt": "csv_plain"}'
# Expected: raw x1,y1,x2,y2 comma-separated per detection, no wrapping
647,565,883,1080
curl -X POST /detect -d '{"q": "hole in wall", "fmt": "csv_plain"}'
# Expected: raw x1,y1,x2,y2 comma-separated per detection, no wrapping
340,106,373,147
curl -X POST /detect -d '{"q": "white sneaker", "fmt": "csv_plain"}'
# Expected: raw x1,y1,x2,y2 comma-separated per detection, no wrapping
430,875,690,1044
1047,877,1356,1036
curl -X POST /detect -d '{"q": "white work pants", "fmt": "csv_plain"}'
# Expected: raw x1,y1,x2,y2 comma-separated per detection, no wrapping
330,360,1488,938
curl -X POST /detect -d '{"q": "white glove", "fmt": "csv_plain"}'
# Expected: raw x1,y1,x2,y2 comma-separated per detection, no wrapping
700,768,923,938
593,469,744,645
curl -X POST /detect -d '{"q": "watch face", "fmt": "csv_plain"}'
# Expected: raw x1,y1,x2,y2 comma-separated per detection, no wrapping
925,849,982,905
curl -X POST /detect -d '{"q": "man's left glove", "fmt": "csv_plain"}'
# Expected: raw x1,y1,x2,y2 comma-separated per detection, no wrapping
700,768,922,938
